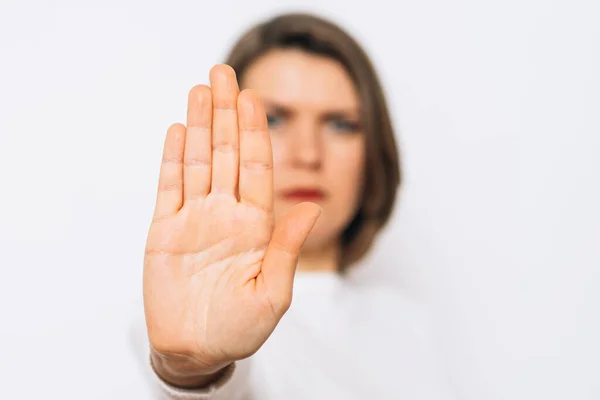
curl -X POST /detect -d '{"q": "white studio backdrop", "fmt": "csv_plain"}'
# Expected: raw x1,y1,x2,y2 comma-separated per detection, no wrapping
0,0,598,399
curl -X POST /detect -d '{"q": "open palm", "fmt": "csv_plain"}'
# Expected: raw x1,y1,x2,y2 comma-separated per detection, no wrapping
143,65,321,371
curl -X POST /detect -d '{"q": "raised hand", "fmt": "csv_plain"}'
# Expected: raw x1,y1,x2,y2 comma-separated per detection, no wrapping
143,65,321,380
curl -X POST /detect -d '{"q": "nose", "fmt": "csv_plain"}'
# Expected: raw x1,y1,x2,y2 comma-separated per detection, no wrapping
286,118,322,169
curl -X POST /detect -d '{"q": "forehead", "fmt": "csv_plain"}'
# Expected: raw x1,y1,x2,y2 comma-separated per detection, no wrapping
241,49,360,111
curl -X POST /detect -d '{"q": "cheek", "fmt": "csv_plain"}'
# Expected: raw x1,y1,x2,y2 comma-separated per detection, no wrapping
325,140,365,210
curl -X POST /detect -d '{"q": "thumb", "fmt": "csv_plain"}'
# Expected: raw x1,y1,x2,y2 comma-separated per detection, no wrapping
260,202,322,316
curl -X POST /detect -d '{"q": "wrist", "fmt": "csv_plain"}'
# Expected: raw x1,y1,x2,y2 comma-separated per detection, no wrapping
149,346,231,389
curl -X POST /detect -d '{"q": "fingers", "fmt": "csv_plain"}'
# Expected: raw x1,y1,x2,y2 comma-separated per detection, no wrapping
154,124,185,220
209,65,240,195
184,85,213,200
238,90,274,212
260,203,322,315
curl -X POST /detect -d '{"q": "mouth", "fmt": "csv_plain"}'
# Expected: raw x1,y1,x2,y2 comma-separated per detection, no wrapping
278,188,327,202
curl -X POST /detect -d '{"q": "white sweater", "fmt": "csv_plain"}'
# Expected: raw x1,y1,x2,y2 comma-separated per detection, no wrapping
132,269,456,400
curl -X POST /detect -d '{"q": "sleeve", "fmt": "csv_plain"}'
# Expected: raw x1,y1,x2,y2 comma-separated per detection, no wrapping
149,357,252,400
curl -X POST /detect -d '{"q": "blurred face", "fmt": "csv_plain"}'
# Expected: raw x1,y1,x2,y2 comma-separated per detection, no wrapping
242,49,365,250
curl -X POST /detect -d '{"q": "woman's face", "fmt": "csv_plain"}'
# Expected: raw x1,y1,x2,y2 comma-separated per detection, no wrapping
242,49,365,250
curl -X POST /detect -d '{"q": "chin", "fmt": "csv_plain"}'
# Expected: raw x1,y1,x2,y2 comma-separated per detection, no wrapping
301,218,344,252
301,233,329,253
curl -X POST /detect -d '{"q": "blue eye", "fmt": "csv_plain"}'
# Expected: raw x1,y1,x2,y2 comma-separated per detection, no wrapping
329,118,361,133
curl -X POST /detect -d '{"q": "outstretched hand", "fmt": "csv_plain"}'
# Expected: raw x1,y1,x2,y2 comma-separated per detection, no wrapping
143,65,321,374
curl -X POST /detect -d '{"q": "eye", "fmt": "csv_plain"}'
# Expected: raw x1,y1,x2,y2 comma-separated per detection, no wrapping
328,118,362,133
266,113,284,129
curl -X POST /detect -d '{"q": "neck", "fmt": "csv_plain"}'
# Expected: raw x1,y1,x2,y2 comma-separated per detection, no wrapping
296,240,340,272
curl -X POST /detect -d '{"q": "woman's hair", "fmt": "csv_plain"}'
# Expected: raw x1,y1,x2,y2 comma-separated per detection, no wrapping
224,13,401,270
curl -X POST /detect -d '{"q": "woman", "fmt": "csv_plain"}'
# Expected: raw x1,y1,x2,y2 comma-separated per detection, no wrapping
140,12,454,400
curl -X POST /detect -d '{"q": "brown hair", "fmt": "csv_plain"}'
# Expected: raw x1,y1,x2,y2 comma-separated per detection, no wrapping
224,13,401,270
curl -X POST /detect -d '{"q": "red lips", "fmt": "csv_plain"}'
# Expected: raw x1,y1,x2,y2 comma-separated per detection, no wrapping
279,188,326,202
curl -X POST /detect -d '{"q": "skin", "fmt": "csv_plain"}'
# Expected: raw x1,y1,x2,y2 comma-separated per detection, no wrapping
144,50,366,387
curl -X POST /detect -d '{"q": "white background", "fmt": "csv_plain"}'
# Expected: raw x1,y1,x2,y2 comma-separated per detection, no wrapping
0,0,599,399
